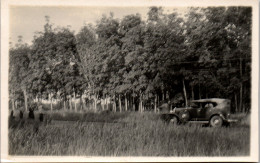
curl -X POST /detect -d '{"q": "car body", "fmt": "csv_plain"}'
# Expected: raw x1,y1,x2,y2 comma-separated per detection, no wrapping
161,98,238,127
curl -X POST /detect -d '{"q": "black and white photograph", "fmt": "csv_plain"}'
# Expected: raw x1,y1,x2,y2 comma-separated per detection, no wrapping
1,0,259,162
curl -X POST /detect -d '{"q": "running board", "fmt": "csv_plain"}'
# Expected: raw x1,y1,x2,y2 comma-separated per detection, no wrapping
227,119,239,123
188,121,209,124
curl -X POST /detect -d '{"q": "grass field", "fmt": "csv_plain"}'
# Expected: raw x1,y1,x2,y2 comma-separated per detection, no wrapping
9,112,250,156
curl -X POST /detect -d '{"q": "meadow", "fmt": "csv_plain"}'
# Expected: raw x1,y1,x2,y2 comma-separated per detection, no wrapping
9,112,250,156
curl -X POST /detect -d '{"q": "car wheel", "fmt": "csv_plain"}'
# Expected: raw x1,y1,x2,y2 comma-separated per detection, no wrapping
210,115,223,127
170,116,178,125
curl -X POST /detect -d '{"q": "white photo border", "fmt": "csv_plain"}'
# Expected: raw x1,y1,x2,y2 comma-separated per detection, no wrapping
1,0,259,162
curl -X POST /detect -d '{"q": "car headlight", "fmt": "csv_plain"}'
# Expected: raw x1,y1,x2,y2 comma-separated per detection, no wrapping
227,113,231,118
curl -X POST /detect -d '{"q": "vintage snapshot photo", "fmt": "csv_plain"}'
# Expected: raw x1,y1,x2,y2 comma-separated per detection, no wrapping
1,0,259,162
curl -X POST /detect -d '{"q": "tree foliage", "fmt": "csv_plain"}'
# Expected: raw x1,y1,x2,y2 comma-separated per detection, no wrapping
9,7,252,113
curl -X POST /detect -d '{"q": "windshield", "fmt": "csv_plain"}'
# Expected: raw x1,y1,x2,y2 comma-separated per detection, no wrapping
190,102,217,108
190,102,199,108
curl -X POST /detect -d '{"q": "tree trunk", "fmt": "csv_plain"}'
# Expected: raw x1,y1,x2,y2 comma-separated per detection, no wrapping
83,95,86,110
113,95,116,112
199,82,201,99
235,93,238,113
74,90,77,112
50,96,53,111
37,94,40,102
125,93,128,111
162,89,165,101
154,95,157,113
92,96,95,111
157,94,159,109
101,98,105,111
191,85,194,100
23,89,28,111
94,94,97,112
15,100,18,109
182,79,188,107
49,93,53,111
11,92,15,111
105,95,108,110
240,83,243,112
64,99,66,110
141,95,143,112
80,94,83,111
69,96,72,110
132,94,135,111
139,94,143,113
40,94,42,103
138,98,141,112
119,94,122,112
240,57,243,112
12,98,15,111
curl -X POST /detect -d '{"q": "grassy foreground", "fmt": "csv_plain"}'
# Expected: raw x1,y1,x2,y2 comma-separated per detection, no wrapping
9,112,250,156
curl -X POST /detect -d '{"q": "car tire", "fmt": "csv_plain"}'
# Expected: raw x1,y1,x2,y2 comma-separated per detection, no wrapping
170,116,178,125
210,115,223,127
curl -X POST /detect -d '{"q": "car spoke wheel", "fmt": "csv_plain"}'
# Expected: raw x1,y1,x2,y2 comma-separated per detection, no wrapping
210,115,223,127
170,116,178,125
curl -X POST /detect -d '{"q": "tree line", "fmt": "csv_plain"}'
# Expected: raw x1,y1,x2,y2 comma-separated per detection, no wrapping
9,7,252,113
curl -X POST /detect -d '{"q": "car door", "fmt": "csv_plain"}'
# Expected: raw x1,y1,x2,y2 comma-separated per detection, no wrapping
189,102,201,121
196,102,208,120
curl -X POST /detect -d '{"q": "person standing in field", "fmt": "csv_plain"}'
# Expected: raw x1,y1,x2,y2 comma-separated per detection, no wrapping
28,104,35,119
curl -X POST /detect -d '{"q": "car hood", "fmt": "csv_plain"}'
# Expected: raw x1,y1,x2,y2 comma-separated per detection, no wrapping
174,107,191,112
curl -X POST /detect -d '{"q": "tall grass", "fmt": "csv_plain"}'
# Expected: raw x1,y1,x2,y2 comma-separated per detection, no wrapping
39,110,129,122
9,112,250,156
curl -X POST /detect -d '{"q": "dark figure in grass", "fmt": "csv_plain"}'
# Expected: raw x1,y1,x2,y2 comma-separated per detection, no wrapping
28,107,35,119
9,110,23,120
28,103,39,119
28,103,41,133
10,110,14,120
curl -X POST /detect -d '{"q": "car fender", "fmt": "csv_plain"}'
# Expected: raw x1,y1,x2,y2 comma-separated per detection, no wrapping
161,113,180,122
170,113,181,120
209,113,226,121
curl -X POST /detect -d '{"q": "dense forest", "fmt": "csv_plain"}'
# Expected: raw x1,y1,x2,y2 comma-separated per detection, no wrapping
9,7,252,113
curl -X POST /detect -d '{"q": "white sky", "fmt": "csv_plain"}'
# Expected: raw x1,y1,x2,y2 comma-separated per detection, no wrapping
10,6,188,45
